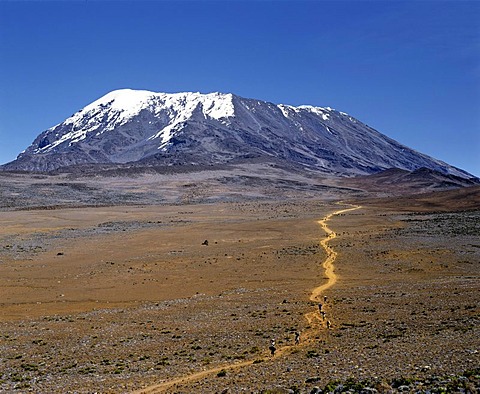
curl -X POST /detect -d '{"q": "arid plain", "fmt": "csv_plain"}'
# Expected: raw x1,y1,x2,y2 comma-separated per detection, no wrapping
0,168,479,393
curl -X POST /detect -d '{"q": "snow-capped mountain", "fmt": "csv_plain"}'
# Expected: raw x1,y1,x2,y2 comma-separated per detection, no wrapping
1,89,473,178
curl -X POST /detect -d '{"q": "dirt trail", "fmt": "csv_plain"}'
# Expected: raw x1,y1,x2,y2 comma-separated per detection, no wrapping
311,204,361,301
305,205,361,327
132,205,361,394
131,360,254,394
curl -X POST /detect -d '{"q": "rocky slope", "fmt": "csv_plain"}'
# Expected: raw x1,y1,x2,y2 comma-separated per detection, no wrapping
344,167,479,195
1,89,473,178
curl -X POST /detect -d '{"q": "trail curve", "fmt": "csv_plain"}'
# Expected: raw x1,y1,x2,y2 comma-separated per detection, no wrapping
304,204,361,327
311,204,361,302
131,204,361,393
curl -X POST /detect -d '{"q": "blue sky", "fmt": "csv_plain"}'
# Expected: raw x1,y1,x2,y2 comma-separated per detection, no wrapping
1,0,479,176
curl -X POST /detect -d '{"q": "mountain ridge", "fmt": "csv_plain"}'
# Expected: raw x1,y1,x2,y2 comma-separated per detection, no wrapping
344,167,479,194
1,89,473,178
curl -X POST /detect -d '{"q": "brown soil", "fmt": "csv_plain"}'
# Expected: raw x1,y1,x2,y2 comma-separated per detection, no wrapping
0,197,478,393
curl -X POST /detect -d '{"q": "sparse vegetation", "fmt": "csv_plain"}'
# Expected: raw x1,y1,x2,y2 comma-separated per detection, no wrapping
0,180,478,392
216,369,227,377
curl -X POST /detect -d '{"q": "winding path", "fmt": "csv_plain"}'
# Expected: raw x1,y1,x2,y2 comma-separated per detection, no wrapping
305,204,361,327
132,204,361,394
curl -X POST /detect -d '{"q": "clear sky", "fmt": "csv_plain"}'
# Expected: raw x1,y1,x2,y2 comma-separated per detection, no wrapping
1,0,479,176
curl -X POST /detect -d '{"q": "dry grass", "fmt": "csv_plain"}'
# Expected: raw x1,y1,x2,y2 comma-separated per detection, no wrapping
0,180,479,392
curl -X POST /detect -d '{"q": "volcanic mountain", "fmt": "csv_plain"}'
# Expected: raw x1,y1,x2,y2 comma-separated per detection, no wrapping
1,89,473,178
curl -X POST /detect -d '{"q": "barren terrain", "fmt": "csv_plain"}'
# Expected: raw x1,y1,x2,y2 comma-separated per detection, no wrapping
0,171,478,393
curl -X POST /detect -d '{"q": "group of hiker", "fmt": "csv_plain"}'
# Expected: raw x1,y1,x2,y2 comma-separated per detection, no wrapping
269,295,331,357
318,296,331,329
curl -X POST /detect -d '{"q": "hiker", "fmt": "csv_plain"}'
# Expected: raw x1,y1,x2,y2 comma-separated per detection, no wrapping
320,311,326,321
324,295,328,303
269,338,276,356
294,331,300,345
318,303,323,312
326,320,332,329
269,344,276,356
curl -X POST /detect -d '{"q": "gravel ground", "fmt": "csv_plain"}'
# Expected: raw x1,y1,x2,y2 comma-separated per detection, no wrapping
0,177,478,393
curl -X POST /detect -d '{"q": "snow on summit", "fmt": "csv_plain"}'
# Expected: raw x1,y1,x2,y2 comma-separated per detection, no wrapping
68,89,236,127
35,89,236,154
6,88,473,179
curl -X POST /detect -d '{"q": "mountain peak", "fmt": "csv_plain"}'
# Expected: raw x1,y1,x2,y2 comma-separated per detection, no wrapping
88,88,156,107
1,90,474,179
79,89,236,121
31,89,237,156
